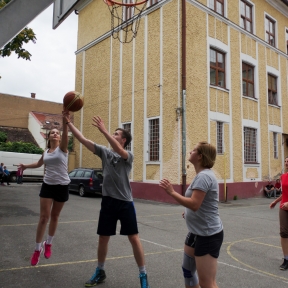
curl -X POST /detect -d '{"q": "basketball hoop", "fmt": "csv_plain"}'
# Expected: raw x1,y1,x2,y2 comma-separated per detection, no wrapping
103,0,148,43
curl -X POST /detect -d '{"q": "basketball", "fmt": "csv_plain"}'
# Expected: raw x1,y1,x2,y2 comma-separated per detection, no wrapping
63,91,84,112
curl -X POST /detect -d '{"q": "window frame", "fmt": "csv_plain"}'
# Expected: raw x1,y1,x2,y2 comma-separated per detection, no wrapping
240,0,253,33
123,0,134,22
210,47,226,89
265,15,276,47
147,118,160,162
148,0,159,7
122,122,132,151
216,121,224,154
244,127,258,164
267,74,278,106
286,28,288,54
209,0,225,16
242,62,255,98
273,132,278,159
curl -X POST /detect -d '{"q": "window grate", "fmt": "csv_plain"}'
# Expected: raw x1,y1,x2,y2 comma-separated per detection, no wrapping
122,123,132,151
244,127,257,163
217,122,223,154
273,132,278,159
148,118,159,161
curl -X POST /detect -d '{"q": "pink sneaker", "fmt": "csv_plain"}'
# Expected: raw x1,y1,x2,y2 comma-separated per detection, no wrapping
31,248,42,266
43,241,52,259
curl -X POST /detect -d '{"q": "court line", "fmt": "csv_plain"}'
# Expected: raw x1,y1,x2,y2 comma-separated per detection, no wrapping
227,236,288,282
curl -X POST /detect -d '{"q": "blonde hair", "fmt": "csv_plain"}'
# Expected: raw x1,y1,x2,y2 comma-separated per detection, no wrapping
196,141,216,168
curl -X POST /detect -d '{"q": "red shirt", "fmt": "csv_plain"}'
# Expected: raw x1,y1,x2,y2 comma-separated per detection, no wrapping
275,182,281,189
281,174,288,205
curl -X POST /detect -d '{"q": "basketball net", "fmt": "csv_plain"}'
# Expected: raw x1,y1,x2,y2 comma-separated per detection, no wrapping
103,0,148,43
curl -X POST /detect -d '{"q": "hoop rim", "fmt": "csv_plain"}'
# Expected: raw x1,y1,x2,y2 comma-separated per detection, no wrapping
104,0,148,7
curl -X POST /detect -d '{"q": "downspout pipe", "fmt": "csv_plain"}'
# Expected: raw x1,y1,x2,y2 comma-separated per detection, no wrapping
181,0,187,195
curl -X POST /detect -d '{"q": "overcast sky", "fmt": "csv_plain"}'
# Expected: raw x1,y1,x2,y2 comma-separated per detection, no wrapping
0,4,78,104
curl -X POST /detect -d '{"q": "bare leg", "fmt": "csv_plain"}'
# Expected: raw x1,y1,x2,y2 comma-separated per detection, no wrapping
128,234,145,267
36,198,53,243
195,254,218,288
48,200,65,236
98,235,110,263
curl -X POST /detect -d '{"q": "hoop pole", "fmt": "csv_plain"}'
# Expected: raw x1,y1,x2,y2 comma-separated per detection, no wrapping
104,0,148,7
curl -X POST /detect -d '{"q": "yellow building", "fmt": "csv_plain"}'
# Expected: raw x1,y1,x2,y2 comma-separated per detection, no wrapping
72,0,288,202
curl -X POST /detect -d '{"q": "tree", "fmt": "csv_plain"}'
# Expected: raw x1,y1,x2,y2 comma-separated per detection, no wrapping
0,0,37,61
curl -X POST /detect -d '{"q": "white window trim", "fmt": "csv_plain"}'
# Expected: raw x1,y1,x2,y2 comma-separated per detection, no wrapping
145,117,161,163
266,65,281,107
208,37,230,91
239,0,255,34
241,53,258,100
264,12,278,48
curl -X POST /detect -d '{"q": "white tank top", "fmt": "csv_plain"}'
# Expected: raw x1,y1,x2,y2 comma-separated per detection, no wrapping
43,146,70,185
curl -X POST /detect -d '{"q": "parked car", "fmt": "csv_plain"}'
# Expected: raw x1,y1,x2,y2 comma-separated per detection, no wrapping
68,168,103,197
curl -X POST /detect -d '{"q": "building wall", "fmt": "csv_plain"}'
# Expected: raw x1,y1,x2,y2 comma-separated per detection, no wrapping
74,0,288,201
0,93,63,129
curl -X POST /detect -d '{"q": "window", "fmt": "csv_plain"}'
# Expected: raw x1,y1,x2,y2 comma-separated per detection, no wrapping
123,0,134,22
148,118,159,161
286,29,288,54
244,127,257,163
265,16,275,47
75,170,84,177
268,74,277,106
122,123,132,151
273,132,278,159
210,48,225,88
68,171,76,177
217,122,223,154
209,0,224,16
240,0,253,33
148,0,159,6
242,62,254,98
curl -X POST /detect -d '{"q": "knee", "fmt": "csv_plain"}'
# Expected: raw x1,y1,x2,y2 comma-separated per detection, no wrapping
50,214,60,222
39,215,49,225
182,253,198,287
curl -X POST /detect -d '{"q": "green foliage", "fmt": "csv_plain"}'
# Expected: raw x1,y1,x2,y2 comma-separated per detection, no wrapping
68,136,74,152
0,131,7,143
233,195,238,200
0,0,36,61
0,141,43,154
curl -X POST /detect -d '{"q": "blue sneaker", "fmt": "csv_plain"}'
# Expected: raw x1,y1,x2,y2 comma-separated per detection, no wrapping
85,268,106,287
139,273,150,288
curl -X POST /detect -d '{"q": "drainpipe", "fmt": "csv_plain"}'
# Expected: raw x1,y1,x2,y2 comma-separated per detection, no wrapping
181,0,187,195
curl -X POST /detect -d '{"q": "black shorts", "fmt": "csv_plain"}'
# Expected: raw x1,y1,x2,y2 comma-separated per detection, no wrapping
97,196,139,236
185,230,224,258
39,182,69,202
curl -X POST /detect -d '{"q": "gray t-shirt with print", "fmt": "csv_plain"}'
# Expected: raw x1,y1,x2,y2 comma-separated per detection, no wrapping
94,144,133,202
184,169,223,236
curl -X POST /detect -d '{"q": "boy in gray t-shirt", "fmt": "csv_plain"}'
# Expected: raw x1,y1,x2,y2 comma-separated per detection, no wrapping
63,113,150,288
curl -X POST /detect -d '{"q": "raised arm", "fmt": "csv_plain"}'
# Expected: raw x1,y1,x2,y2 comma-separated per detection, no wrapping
63,111,95,153
59,110,69,153
92,116,128,159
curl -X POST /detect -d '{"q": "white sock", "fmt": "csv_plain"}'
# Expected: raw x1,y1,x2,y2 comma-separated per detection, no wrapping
139,266,146,274
97,262,105,270
46,235,54,245
284,255,288,260
35,243,42,251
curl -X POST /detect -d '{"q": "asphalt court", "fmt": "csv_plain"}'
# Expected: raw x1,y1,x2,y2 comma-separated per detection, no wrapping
1,184,288,287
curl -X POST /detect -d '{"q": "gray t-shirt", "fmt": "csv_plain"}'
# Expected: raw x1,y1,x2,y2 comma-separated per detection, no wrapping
184,169,223,236
94,144,133,202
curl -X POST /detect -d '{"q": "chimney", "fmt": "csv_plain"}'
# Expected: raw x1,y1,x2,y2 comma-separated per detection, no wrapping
31,93,36,98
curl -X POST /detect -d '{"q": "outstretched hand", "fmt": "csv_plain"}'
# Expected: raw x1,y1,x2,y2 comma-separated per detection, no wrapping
62,110,70,123
159,178,175,196
92,116,108,134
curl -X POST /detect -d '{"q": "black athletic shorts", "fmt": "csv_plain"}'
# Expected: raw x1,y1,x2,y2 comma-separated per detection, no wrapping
39,182,69,202
185,230,224,258
97,196,139,236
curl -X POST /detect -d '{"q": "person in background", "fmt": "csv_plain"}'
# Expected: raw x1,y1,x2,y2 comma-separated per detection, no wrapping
264,181,275,198
3,166,10,185
159,142,223,288
275,179,282,197
16,167,23,184
0,163,4,185
270,157,288,270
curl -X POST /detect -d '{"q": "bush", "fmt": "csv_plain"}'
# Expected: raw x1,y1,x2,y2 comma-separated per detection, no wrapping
0,141,43,154
0,131,7,143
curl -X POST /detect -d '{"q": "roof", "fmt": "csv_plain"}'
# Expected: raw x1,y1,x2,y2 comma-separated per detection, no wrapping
31,111,74,131
0,127,38,146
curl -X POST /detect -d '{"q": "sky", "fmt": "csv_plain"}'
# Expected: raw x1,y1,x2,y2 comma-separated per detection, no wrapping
0,4,78,104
